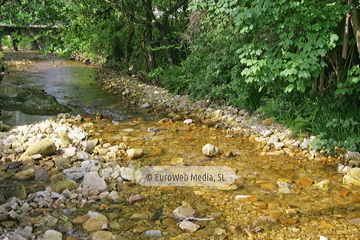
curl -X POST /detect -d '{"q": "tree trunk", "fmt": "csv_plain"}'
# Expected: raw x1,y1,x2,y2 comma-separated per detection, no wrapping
123,22,135,64
156,22,174,66
342,11,350,59
145,23,156,71
350,5,360,57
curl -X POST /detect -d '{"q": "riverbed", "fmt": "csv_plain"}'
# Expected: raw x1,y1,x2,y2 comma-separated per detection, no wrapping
0,52,359,239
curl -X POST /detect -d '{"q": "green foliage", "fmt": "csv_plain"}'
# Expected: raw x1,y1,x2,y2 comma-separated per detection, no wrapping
335,65,360,96
258,91,360,153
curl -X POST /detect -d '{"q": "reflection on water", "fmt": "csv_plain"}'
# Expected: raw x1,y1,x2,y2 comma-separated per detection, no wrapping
0,52,156,126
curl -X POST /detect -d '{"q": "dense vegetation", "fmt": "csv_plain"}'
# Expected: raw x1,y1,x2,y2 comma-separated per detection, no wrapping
1,0,360,153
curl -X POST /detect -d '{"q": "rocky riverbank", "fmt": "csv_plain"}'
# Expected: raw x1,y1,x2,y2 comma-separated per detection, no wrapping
98,71,360,163
1,112,360,239
1,57,360,239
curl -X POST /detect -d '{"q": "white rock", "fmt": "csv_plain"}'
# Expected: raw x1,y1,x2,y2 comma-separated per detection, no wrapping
202,143,223,157
178,220,200,233
82,172,108,192
183,119,194,124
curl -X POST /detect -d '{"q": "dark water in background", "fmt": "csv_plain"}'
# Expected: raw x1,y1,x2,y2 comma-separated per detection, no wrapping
0,52,157,126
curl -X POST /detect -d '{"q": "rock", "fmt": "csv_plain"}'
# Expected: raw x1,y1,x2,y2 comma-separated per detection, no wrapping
257,181,278,192
13,226,33,239
0,88,71,115
234,195,258,202
202,143,223,157
252,216,278,227
170,157,184,166
55,157,71,168
43,230,62,240
63,166,90,182
337,164,352,174
91,230,113,240
301,138,311,150
313,180,331,191
63,147,77,158
267,136,279,145
120,167,136,181
349,159,360,168
296,177,314,187
24,139,56,156
262,118,275,126
59,130,71,145
173,203,195,220
129,213,150,220
51,180,78,193
83,214,108,232
128,194,144,204
345,151,360,160
178,220,200,233
82,172,108,192
144,230,162,237
126,149,143,159
343,168,360,186
140,103,150,108
183,119,194,124
107,191,123,203
273,142,284,148
81,140,96,153
14,168,35,180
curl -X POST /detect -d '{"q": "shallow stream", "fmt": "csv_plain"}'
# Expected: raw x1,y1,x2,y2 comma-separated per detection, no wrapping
1,52,359,239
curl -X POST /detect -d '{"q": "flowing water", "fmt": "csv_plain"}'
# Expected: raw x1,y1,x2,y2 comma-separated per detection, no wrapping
1,52,360,239
0,52,159,126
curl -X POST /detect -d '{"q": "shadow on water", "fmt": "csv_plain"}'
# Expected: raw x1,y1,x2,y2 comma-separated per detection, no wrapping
0,51,159,126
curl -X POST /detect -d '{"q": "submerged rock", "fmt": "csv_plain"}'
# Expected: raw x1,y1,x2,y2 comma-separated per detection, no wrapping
0,88,71,115
343,168,360,186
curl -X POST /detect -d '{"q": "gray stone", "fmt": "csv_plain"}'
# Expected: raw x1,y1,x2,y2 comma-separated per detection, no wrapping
144,230,162,237
63,166,90,182
82,172,108,192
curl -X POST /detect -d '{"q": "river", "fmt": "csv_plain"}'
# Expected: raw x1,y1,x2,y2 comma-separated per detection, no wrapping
0,52,159,126
0,52,359,239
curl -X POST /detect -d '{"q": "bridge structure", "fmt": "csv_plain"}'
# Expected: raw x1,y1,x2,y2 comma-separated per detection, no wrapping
0,24,57,51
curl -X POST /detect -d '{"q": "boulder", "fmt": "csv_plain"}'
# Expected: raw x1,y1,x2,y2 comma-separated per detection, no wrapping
202,144,223,157
343,168,360,186
0,88,71,115
15,168,35,180
82,172,108,192
83,214,108,232
43,230,62,240
126,148,143,159
25,140,56,156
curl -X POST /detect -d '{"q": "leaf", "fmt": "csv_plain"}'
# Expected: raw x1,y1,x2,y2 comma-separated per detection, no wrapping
297,70,310,79
284,84,294,93
280,68,297,77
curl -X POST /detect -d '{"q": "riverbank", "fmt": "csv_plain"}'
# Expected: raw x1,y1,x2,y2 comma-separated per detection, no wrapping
97,70,352,163
1,54,360,239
